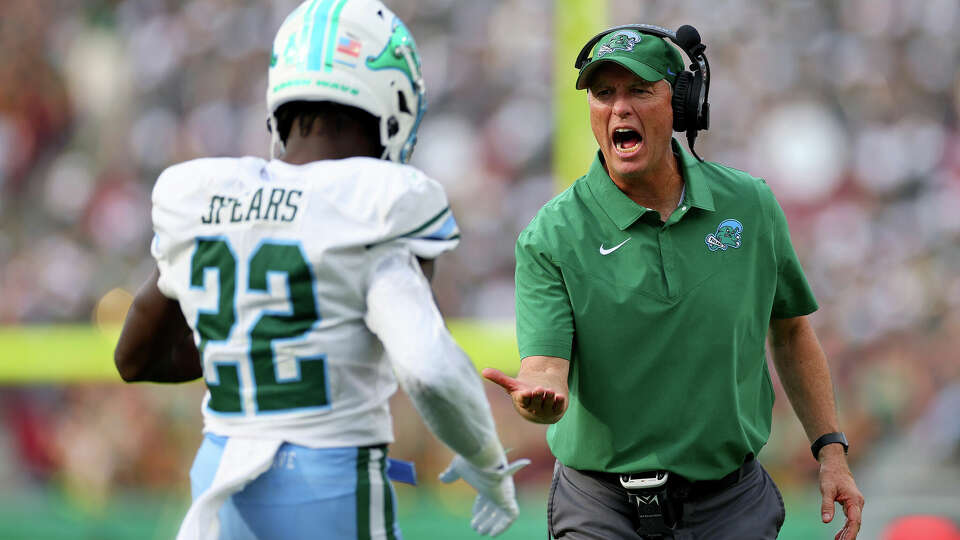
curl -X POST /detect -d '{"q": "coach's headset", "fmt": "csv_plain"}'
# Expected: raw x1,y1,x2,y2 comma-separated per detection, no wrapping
575,24,711,160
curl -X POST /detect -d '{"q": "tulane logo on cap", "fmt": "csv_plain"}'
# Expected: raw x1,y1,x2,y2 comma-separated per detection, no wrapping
705,219,743,251
596,30,643,58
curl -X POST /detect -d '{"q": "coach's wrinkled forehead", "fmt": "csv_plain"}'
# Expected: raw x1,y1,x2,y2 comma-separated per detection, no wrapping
576,29,684,90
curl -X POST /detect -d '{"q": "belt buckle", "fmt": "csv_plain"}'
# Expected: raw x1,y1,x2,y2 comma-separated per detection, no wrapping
619,470,669,490
619,471,679,535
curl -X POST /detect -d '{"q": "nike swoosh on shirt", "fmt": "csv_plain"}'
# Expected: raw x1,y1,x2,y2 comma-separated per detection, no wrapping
599,237,631,255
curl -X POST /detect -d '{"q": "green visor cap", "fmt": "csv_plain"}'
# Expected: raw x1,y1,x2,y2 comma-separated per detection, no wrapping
576,29,685,90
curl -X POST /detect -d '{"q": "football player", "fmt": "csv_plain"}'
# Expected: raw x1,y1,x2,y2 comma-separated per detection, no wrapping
114,1,527,538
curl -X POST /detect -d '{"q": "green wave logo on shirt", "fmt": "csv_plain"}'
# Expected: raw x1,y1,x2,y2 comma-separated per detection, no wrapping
705,219,743,251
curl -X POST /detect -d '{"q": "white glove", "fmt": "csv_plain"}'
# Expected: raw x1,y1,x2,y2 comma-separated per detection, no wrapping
438,455,530,536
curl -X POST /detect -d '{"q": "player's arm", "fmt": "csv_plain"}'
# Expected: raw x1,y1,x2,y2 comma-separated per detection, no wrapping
115,267,202,383
365,252,526,536
482,356,569,424
366,252,508,466
769,315,863,540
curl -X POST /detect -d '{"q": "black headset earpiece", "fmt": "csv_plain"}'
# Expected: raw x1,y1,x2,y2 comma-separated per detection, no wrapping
575,24,711,160
671,70,694,132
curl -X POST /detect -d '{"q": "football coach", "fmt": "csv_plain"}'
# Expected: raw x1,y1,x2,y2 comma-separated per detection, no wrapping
484,24,864,539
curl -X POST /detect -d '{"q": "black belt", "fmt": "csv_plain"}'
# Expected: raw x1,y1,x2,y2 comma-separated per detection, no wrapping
579,454,755,502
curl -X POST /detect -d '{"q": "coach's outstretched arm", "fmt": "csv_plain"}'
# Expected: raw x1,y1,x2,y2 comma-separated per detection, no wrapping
483,356,569,424
769,315,864,540
364,253,528,537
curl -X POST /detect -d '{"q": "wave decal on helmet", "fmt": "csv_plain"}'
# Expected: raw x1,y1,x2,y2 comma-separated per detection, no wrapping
366,17,426,162
366,18,421,89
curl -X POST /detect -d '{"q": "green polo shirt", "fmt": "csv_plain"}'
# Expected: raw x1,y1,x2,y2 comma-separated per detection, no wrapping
515,139,817,481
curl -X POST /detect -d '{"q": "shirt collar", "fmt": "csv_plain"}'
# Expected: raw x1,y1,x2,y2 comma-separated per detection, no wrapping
585,138,715,231
674,138,715,213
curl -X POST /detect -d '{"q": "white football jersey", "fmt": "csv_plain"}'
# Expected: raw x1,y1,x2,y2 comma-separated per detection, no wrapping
151,156,459,448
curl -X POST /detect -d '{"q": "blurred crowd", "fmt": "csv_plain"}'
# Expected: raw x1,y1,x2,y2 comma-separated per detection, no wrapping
1,0,959,530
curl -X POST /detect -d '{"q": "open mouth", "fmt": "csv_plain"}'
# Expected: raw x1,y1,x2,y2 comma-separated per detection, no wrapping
613,128,642,154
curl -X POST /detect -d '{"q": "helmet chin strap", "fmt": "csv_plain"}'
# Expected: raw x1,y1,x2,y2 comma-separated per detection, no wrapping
268,114,285,160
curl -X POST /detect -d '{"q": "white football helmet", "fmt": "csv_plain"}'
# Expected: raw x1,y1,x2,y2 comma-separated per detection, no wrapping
267,0,426,163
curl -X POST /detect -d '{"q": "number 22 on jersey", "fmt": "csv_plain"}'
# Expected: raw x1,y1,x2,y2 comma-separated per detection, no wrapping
190,237,329,414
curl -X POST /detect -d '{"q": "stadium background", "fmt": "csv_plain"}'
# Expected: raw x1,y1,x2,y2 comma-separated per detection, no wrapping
2,0,959,538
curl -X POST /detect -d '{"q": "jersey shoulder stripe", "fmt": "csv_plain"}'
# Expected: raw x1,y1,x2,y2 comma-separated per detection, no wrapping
403,206,460,241
367,205,460,248
345,159,460,257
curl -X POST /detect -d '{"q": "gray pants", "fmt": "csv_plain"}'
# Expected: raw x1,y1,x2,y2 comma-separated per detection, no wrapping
548,459,785,539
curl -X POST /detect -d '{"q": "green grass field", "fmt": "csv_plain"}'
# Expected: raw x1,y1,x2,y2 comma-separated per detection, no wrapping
0,485,835,539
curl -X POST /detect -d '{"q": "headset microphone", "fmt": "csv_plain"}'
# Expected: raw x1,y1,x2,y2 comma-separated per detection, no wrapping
675,25,704,57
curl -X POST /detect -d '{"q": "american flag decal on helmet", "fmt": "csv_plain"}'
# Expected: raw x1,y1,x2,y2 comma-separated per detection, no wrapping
337,35,362,57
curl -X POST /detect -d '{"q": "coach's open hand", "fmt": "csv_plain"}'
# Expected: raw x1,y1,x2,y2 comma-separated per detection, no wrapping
483,356,570,424
818,445,864,540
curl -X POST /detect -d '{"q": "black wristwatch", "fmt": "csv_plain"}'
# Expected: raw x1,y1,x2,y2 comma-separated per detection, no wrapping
811,432,849,460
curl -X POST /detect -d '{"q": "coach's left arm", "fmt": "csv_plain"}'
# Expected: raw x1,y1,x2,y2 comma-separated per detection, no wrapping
115,267,202,383
769,315,864,540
